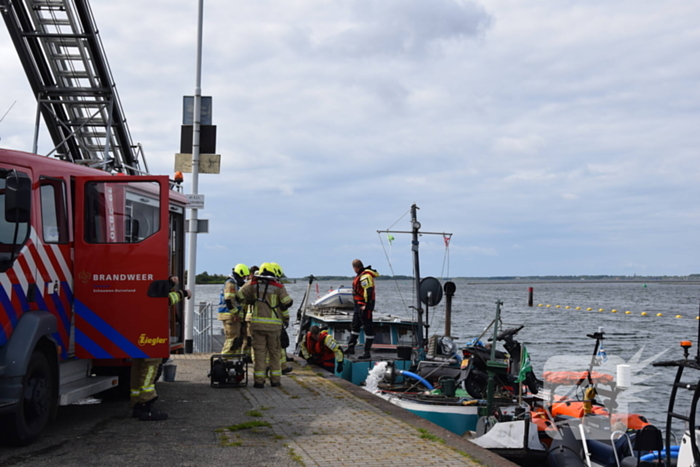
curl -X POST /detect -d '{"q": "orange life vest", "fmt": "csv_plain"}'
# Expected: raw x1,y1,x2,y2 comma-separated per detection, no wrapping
352,268,378,306
305,331,335,363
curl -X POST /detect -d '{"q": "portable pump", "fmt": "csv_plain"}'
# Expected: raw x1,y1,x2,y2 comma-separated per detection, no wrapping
209,354,248,388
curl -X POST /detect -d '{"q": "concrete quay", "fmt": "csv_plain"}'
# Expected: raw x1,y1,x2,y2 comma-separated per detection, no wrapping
0,354,517,467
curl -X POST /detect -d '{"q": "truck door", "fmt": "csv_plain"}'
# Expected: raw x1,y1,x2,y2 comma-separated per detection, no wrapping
73,176,170,359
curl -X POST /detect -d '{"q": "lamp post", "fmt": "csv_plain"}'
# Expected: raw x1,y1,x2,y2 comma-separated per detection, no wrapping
184,0,204,353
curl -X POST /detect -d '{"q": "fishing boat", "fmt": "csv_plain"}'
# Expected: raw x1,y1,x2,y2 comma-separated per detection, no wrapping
293,205,549,464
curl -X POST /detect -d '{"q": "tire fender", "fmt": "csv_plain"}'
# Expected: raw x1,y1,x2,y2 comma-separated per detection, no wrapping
1,311,57,378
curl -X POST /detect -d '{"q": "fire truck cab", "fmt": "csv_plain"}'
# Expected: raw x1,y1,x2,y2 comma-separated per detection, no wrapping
0,148,187,445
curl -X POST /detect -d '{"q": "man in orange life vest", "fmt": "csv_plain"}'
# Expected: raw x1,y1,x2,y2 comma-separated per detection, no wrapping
346,259,379,359
300,325,345,373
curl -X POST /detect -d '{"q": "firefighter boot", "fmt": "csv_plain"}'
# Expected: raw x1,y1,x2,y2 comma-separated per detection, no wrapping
345,334,358,355
138,399,169,421
358,338,373,360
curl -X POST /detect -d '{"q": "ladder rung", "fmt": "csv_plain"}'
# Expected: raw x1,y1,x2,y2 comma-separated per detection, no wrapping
22,33,87,40
669,412,691,422
37,19,72,27
673,382,698,390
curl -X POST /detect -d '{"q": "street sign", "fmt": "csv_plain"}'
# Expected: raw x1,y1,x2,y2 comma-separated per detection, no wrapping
175,153,221,174
186,194,205,209
182,96,212,125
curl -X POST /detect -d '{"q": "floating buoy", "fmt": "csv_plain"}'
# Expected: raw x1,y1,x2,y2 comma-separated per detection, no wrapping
657,313,663,317
555,305,561,308
625,311,631,314
676,315,683,319
587,308,592,311
546,305,551,308
576,307,581,310
641,312,648,316
599,308,605,312
538,304,543,307
643,284,647,287
696,316,699,320
611,309,618,313
565,306,570,309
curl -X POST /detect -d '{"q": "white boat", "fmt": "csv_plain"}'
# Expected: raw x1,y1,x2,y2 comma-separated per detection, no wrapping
311,287,354,309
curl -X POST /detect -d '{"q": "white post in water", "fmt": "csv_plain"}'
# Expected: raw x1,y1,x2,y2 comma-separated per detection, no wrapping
184,0,205,353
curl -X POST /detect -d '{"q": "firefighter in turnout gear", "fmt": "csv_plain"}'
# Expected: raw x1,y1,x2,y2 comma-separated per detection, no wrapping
237,263,293,388
270,262,293,375
131,276,191,421
346,259,379,359
218,264,249,354
301,325,345,373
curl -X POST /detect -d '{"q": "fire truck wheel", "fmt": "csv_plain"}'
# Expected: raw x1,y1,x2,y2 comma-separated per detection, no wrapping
1,350,53,446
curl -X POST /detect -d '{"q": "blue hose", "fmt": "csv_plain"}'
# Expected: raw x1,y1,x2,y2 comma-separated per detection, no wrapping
639,447,679,462
399,371,435,390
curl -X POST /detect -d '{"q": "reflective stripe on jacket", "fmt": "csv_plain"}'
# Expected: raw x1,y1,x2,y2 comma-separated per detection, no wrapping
237,279,292,331
217,278,240,321
301,330,344,363
352,268,379,309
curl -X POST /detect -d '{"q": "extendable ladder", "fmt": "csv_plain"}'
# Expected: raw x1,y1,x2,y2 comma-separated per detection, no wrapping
1,0,148,174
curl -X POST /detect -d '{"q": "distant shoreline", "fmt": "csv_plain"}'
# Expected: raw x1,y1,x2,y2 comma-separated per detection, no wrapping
195,275,700,285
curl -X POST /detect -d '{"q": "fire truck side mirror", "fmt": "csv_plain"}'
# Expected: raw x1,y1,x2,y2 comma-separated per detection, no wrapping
5,171,31,223
147,280,172,298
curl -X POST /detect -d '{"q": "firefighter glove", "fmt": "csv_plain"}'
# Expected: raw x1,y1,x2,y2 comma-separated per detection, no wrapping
336,361,344,373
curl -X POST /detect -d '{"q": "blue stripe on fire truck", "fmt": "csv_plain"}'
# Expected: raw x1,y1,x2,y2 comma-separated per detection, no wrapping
13,283,30,312
74,299,149,358
74,328,113,359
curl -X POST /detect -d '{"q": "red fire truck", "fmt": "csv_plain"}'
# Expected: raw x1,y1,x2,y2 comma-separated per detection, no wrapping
0,149,188,445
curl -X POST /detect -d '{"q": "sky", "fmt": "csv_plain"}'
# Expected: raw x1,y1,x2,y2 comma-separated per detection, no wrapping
2,0,700,278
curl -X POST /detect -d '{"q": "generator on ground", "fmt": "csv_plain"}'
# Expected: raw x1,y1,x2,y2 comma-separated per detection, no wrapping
209,354,248,388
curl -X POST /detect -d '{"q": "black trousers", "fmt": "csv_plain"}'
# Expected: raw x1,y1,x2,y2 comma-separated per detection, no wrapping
351,303,374,338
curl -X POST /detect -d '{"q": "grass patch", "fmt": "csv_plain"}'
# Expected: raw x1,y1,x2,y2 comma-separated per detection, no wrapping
288,446,305,466
226,420,272,431
417,428,445,444
273,435,285,440
289,395,300,399
246,409,263,417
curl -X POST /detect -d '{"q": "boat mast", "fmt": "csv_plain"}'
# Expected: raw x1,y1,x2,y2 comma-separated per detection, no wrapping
377,203,451,351
411,204,424,349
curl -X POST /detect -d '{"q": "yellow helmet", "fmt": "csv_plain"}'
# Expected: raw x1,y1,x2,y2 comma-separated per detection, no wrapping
270,262,284,278
258,262,276,277
233,263,250,278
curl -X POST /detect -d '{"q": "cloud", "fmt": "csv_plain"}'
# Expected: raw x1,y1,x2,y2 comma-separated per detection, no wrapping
3,1,700,277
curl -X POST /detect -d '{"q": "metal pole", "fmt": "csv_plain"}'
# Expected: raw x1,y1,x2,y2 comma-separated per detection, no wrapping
411,204,424,348
32,96,41,154
486,300,502,415
184,0,204,354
